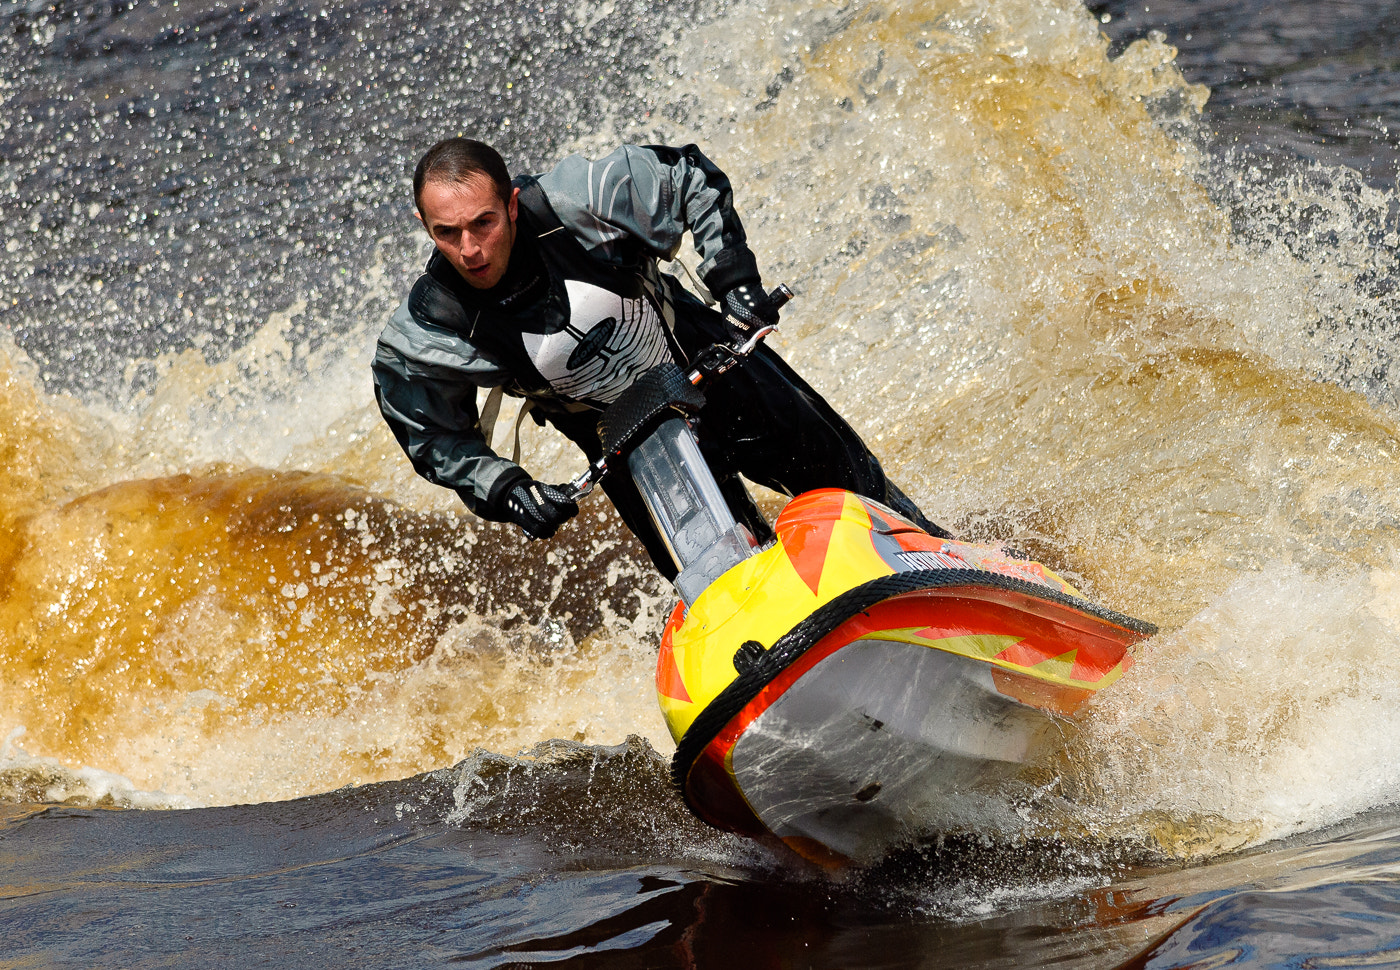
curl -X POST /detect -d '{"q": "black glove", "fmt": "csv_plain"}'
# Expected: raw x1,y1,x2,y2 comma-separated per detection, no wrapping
720,281,781,334
502,478,579,540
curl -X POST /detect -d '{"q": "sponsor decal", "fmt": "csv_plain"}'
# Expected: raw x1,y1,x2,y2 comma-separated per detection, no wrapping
895,549,967,571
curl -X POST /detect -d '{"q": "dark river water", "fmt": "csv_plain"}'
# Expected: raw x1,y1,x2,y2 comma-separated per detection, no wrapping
4,0,1400,966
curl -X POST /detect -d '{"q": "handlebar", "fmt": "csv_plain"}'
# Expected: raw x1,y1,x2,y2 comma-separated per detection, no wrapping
686,283,792,385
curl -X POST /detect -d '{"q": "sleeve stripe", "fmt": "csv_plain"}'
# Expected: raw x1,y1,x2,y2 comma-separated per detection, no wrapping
606,173,630,221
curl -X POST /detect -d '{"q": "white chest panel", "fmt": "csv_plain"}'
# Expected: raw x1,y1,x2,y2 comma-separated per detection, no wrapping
520,278,673,405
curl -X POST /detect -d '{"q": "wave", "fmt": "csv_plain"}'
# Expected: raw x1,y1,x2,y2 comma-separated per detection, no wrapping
2,0,1398,862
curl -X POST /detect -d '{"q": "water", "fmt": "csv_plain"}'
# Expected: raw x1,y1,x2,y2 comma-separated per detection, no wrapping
3,0,1400,965
1091,0,1400,183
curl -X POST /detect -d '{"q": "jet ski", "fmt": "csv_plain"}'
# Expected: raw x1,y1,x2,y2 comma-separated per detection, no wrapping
568,293,1156,866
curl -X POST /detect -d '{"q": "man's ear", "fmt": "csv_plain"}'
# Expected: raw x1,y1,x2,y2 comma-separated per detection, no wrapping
507,186,520,224
414,210,425,227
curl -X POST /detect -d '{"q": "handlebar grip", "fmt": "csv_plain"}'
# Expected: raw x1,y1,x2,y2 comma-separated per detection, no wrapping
769,283,794,309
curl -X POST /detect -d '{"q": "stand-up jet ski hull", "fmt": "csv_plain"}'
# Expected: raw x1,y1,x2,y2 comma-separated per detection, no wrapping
656,490,1155,864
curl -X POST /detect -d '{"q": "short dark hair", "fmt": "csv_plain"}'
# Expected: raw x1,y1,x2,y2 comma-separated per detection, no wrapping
412,138,512,211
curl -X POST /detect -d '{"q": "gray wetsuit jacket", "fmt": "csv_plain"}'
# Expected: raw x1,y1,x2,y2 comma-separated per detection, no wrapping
372,144,764,522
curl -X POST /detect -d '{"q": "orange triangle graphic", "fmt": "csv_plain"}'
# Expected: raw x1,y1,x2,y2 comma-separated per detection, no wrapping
655,628,691,703
783,491,846,595
995,639,1062,669
1070,647,1115,683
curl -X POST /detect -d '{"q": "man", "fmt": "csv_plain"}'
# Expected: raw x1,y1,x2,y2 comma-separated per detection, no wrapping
373,138,947,579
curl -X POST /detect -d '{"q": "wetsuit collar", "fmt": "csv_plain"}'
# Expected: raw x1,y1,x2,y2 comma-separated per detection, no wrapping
448,222,549,314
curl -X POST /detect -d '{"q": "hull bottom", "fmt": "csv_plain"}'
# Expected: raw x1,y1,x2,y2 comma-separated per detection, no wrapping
730,638,1057,863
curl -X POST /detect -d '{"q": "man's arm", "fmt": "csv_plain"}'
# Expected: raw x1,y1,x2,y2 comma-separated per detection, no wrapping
372,299,528,518
536,143,763,298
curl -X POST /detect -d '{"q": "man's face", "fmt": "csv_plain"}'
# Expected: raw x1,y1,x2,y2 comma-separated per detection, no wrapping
416,176,518,289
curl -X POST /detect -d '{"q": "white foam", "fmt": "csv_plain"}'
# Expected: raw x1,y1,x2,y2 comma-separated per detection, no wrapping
0,727,191,810
1064,560,1400,855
